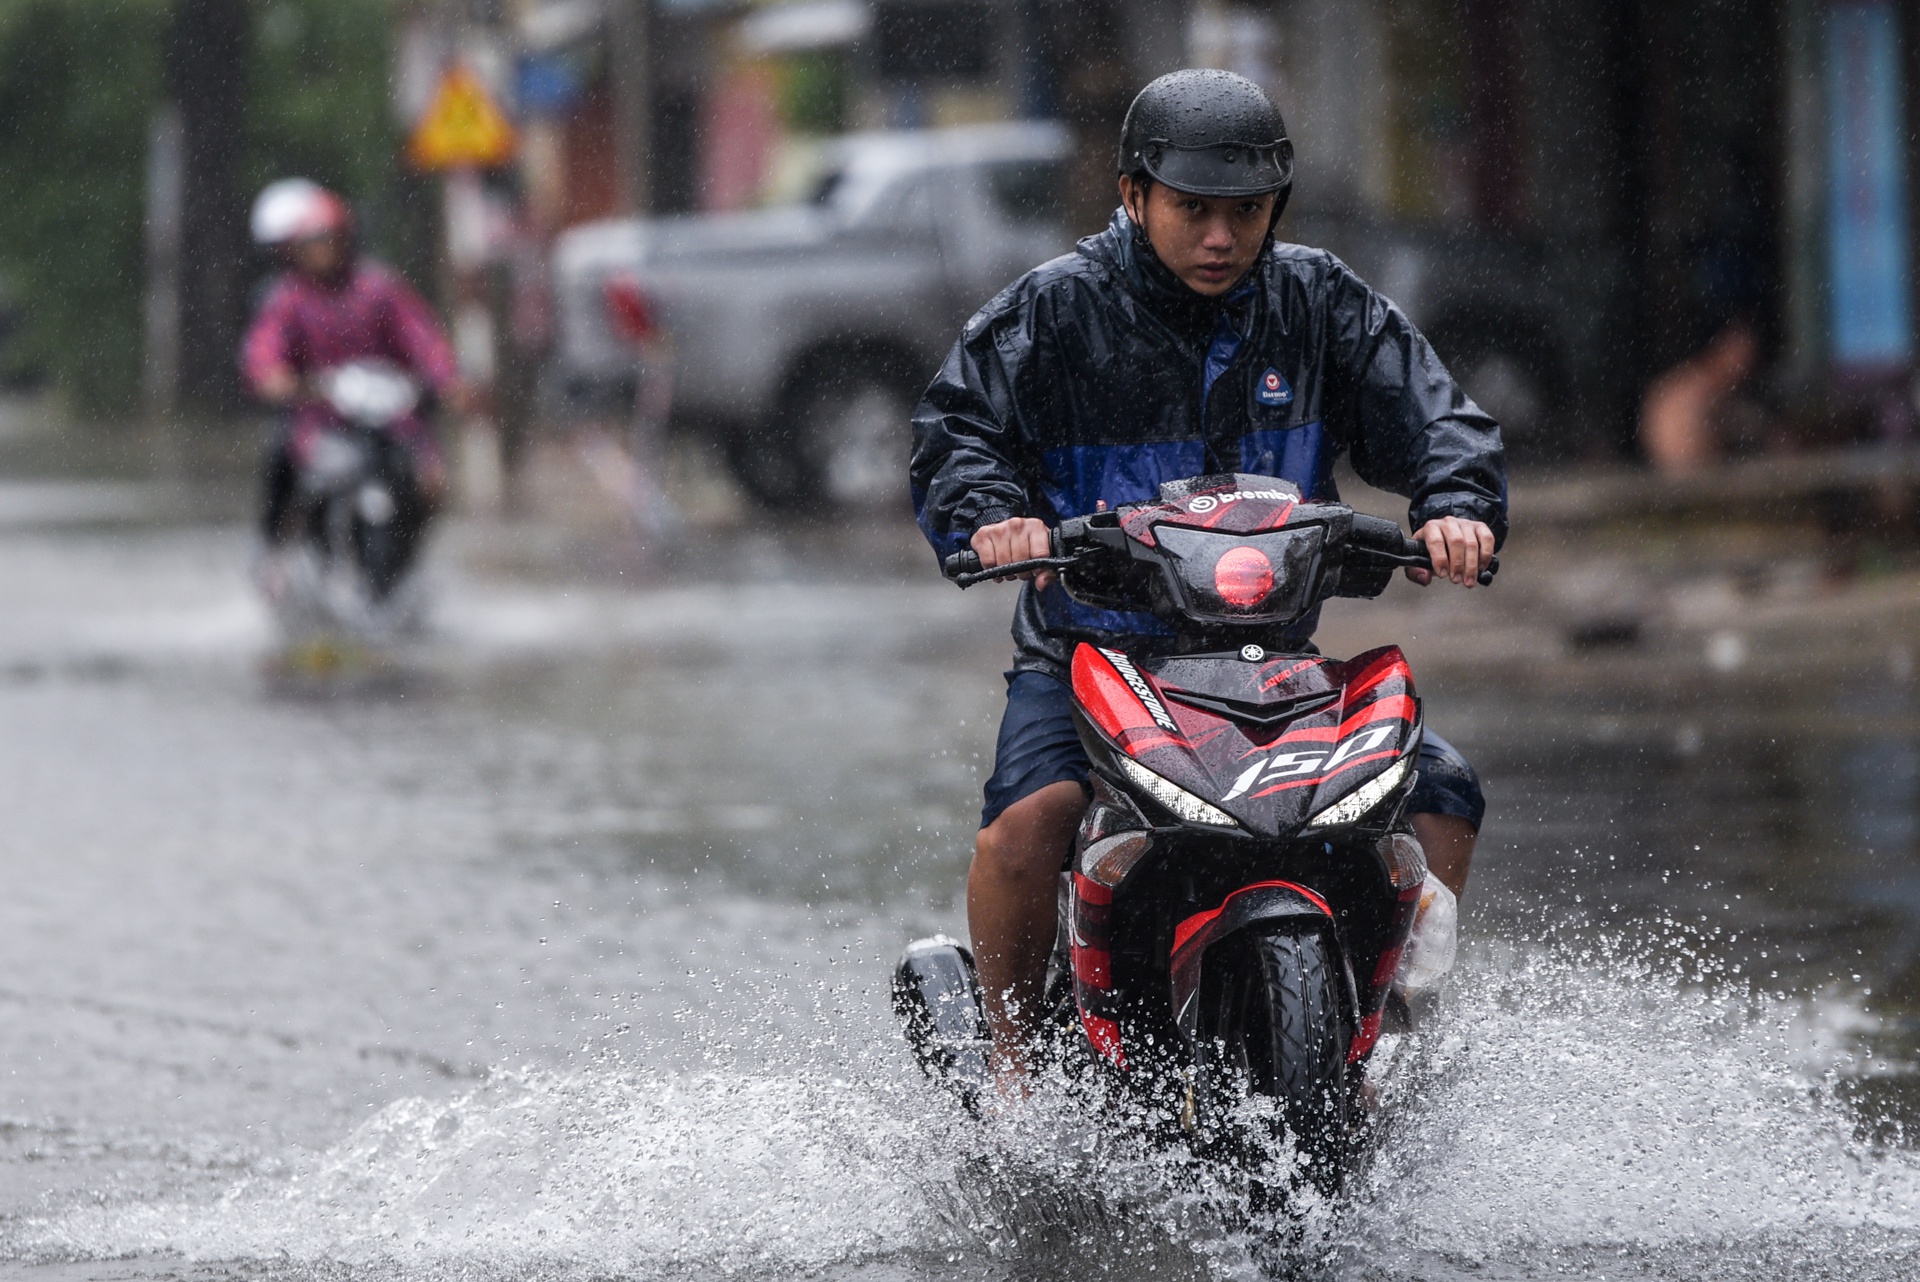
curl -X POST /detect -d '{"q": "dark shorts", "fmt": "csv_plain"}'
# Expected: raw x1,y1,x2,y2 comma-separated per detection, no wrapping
979,670,1486,831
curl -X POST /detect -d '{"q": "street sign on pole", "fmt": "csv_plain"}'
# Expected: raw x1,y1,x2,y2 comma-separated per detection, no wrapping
407,63,517,172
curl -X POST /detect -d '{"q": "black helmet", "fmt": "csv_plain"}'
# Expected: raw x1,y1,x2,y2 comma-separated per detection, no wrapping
1119,69,1293,215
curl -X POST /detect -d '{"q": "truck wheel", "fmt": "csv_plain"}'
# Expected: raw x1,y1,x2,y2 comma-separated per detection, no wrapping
730,361,916,513
723,422,812,510
1192,926,1353,1196
807,370,915,511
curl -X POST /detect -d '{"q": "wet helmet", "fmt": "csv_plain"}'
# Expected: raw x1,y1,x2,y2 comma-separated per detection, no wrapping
1119,69,1293,218
250,178,352,247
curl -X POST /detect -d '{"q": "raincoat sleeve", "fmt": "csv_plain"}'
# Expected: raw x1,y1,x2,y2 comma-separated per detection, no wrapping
378,270,460,394
1319,256,1509,545
239,281,301,394
910,286,1050,561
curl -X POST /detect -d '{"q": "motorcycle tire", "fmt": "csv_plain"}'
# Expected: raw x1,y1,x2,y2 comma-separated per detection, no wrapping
1192,926,1353,1195
356,514,404,600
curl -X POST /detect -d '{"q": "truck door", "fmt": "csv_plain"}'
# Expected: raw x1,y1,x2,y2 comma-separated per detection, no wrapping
932,159,1071,314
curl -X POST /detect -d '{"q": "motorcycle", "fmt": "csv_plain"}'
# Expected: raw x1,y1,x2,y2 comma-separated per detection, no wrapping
893,473,1493,1196
264,360,433,641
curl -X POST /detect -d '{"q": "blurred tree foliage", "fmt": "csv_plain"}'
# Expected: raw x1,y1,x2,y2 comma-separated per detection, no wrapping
243,0,429,289
0,0,421,418
778,51,849,136
0,0,168,414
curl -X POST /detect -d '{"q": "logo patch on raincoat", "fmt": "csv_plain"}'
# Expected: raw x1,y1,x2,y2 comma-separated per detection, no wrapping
1255,367,1293,407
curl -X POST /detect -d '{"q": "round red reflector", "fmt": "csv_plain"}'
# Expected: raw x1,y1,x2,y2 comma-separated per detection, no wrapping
1214,545,1274,608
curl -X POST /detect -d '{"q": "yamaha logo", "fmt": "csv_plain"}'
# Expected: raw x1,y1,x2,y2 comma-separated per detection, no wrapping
1241,645,1265,662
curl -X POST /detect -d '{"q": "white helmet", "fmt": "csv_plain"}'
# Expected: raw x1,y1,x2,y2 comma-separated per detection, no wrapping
250,178,352,247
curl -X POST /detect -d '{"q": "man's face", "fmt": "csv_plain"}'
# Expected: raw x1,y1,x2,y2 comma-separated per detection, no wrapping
1119,175,1275,296
289,232,348,281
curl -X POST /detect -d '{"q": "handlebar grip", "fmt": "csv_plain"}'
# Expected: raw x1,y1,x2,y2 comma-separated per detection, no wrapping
1478,555,1499,587
943,549,983,579
1348,513,1407,552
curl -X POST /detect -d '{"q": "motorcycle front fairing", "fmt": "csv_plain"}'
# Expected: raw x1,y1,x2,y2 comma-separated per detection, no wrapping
1059,475,1427,1075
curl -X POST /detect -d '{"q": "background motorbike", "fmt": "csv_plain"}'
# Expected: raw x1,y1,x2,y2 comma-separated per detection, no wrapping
267,360,431,641
894,473,1494,1199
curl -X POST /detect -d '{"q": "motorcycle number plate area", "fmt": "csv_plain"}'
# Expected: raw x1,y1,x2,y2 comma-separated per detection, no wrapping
1072,642,1420,837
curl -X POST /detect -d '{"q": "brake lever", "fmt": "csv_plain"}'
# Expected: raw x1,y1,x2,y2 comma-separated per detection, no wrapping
1352,546,1500,586
944,554,1079,589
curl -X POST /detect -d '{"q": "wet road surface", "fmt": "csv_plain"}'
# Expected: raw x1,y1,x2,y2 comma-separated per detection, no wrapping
0,514,1916,1281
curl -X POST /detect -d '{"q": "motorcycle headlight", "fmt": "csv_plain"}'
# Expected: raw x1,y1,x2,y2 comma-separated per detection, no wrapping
1304,753,1415,829
1117,756,1239,828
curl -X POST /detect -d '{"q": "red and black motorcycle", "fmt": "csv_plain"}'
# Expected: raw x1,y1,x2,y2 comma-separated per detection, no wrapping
893,473,1492,1193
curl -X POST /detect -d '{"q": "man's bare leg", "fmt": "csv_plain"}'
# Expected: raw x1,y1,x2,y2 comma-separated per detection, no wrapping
969,780,1089,1081
1411,811,1476,899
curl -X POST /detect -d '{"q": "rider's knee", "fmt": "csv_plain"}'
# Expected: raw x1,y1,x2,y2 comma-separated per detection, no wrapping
1409,731,1484,830
974,781,1086,882
973,819,1054,884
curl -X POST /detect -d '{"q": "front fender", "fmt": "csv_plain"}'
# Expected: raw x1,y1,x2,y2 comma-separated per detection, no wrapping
1169,880,1339,1041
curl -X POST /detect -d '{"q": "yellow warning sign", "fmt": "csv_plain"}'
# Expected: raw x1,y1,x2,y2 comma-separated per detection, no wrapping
407,64,517,171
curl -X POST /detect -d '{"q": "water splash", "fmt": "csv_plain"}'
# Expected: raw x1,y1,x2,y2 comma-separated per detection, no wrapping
25,1068,959,1278
1343,934,1920,1278
10,932,1920,1282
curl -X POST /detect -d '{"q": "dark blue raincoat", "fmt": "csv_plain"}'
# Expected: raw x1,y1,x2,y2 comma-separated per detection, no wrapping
910,208,1507,678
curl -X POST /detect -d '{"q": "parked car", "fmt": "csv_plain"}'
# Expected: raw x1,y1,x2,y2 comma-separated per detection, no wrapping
552,120,1073,510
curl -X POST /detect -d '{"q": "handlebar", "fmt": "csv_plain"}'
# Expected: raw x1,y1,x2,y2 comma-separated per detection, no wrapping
942,547,1077,588
1348,513,1498,586
943,518,1497,589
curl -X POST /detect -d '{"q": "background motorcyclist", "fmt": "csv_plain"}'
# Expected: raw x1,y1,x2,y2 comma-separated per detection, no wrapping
911,70,1507,1083
241,179,466,577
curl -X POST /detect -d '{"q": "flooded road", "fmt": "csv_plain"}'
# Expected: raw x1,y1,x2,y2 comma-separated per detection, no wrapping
0,515,1916,1281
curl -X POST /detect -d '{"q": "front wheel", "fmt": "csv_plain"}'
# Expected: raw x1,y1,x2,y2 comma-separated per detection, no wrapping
1192,926,1354,1195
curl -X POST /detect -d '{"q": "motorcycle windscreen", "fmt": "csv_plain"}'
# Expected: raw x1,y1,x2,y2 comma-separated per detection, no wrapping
1152,524,1324,626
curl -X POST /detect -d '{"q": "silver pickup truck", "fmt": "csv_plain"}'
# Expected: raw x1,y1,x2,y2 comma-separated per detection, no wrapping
555,119,1593,511
552,121,1072,510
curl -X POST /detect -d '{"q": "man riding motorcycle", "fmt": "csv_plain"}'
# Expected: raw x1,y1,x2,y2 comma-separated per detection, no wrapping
910,70,1507,1085
241,179,466,593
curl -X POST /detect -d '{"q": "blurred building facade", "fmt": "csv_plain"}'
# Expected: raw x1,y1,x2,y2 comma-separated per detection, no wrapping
477,0,1920,462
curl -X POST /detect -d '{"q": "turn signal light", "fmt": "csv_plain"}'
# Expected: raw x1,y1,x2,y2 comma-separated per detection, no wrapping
1079,831,1153,888
1377,831,1428,892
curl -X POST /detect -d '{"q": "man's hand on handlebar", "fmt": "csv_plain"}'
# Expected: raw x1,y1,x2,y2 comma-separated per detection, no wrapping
972,517,1058,591
1408,517,1496,588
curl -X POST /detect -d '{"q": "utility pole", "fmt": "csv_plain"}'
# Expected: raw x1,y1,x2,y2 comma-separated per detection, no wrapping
605,0,652,214
143,108,184,421
165,0,249,419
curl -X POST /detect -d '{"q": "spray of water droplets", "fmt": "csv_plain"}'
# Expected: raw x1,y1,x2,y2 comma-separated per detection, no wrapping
6,927,1918,1282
